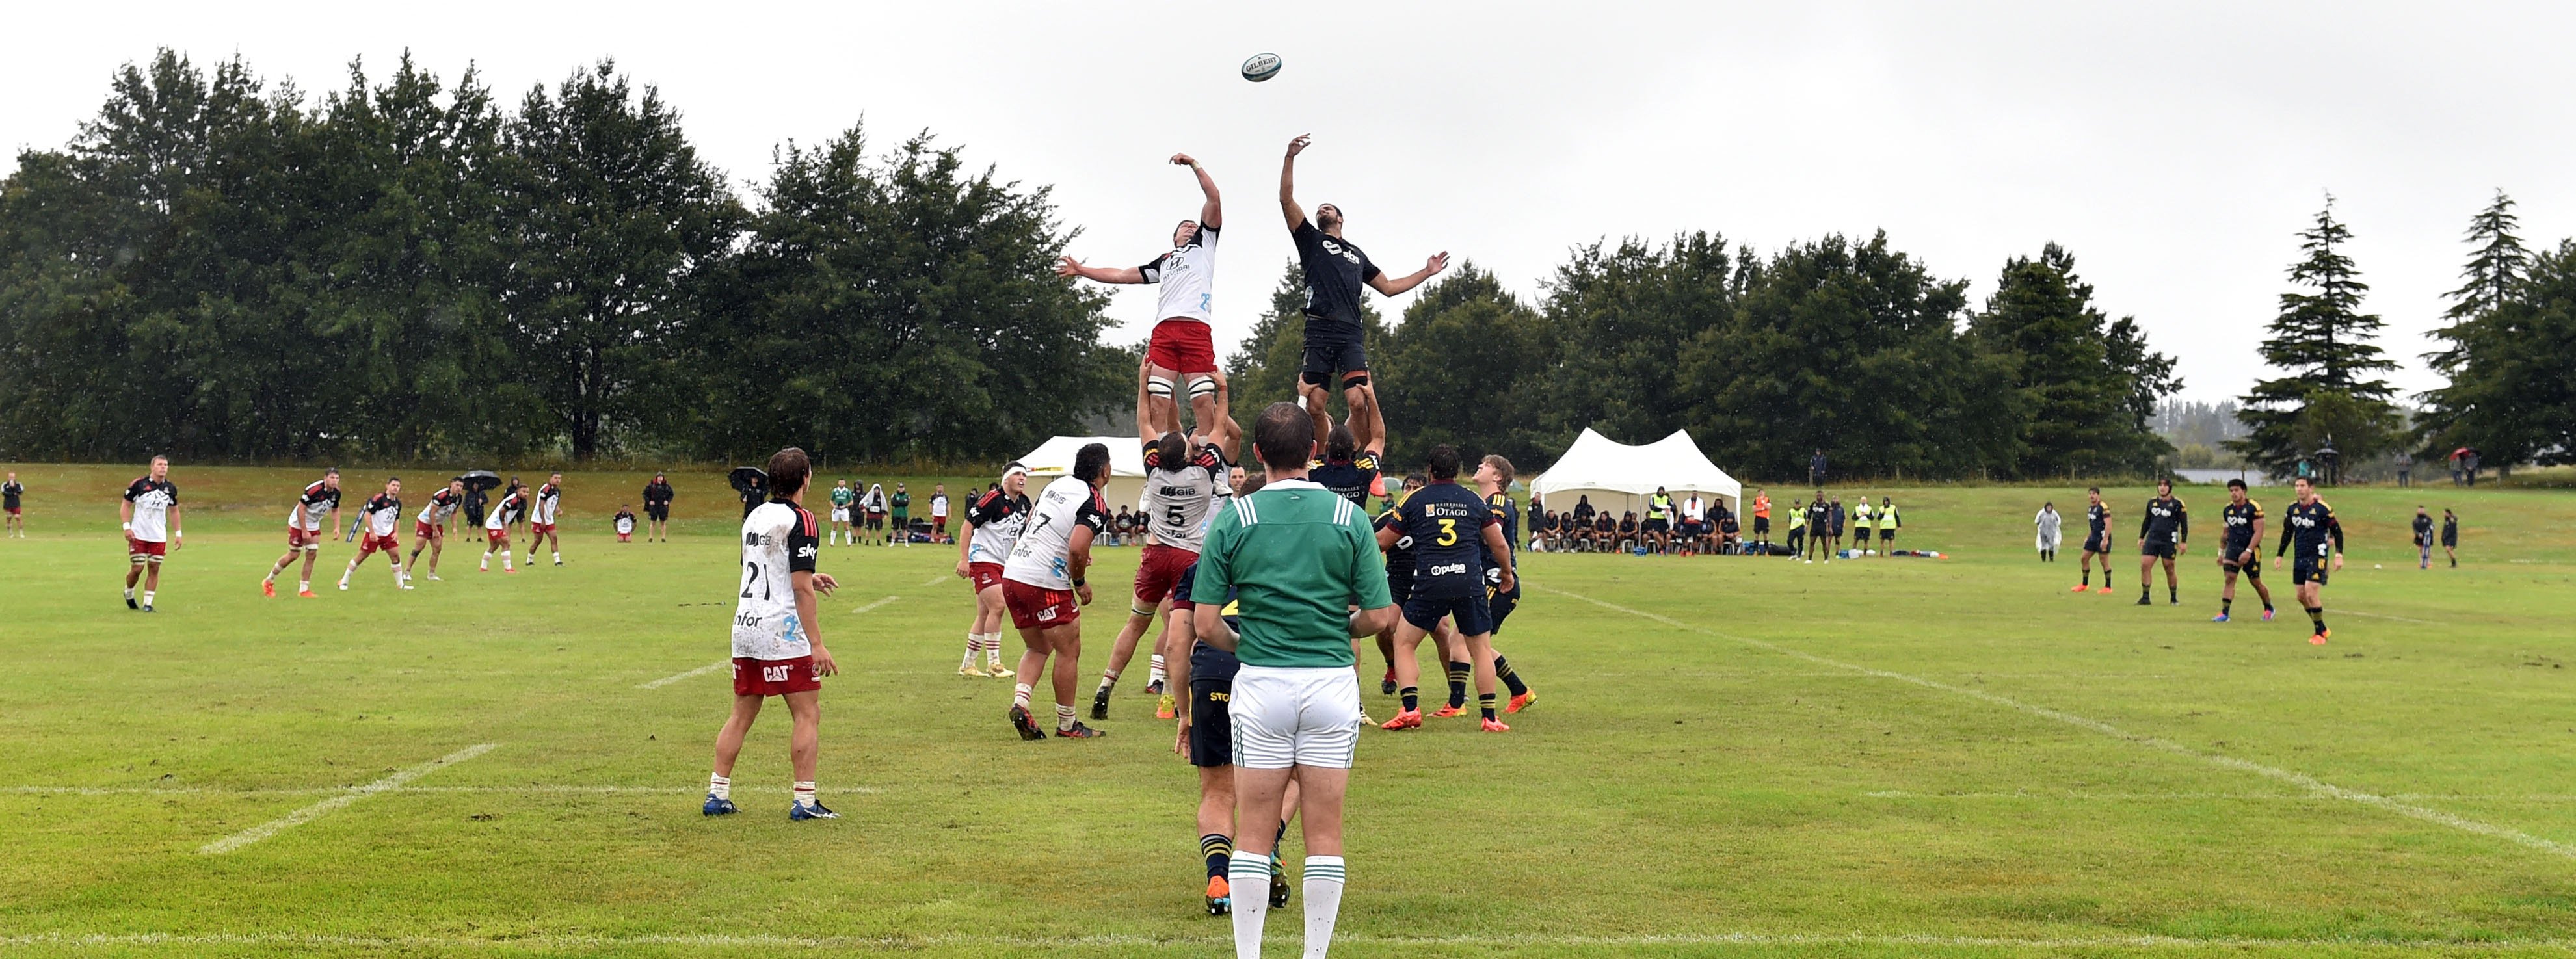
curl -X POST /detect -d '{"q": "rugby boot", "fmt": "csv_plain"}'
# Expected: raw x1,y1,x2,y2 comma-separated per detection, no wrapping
1009,705,1046,741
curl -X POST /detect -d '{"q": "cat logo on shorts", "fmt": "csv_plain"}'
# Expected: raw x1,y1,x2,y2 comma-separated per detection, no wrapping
763,664,792,683
1036,605,1058,622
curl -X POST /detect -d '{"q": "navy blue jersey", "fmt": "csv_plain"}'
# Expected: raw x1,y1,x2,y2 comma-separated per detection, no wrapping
2220,500,2263,554
1173,560,1241,683
1376,502,1414,586
2140,495,2188,544
1307,452,1381,507
2086,502,2108,536
1389,481,1496,599
2277,499,2343,562
1481,491,1519,572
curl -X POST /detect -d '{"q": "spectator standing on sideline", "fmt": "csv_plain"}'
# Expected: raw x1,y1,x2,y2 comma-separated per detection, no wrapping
643,473,675,542
2034,502,2062,562
3,471,24,537
2393,451,2413,487
463,482,489,544
1809,449,1828,488
2462,450,2480,487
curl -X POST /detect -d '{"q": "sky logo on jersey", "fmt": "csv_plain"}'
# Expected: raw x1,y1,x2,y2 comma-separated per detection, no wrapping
797,543,816,559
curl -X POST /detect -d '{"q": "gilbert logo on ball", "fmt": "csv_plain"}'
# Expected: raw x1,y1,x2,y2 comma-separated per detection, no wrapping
1241,53,1282,83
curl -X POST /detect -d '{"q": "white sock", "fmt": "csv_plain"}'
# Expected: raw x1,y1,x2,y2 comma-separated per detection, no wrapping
142,590,154,606
1228,852,1271,959
125,587,135,599
1303,855,1346,958
1098,668,1120,692
1149,654,1167,685
707,773,730,800
501,551,514,570
984,633,1007,666
297,580,310,592
962,633,981,668
552,551,561,562
1055,703,1077,732
1012,683,1032,710
792,781,817,808
480,555,490,569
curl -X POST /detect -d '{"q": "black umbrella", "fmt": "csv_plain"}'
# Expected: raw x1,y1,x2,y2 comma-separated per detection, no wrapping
729,467,769,495
459,470,502,493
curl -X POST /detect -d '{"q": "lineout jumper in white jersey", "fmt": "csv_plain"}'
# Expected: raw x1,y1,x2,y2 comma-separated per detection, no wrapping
1140,221,1218,323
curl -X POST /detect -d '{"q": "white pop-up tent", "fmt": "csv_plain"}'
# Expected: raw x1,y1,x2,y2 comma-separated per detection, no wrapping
1015,436,1147,512
1530,428,1742,520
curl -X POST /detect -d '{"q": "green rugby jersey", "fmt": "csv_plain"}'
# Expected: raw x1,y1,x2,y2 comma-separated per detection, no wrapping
1196,477,1392,668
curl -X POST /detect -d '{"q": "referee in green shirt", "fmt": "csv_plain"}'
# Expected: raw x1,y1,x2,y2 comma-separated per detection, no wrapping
1193,401,1396,959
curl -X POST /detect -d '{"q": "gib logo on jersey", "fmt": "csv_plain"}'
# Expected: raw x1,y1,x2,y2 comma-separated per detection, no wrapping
745,531,769,547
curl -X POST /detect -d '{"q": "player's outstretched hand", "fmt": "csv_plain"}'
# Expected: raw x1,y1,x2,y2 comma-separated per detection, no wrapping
1170,153,1196,167
811,648,838,678
1286,134,1311,157
812,572,840,597
1056,256,1087,278
1076,583,1095,607
1426,251,1450,275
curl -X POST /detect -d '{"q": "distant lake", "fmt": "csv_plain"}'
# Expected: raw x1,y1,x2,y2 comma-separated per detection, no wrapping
2176,468,2271,486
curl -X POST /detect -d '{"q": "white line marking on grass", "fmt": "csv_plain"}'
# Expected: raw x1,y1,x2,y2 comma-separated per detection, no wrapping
1534,583,2576,861
851,594,900,614
637,661,726,690
1864,790,2576,803
2340,608,2445,625
922,574,948,586
8,932,2574,951
196,744,495,855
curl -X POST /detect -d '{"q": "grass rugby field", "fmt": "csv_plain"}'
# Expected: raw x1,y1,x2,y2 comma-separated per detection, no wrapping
1,464,2572,958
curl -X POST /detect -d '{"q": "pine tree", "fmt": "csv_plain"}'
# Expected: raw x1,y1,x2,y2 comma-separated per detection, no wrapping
2417,190,2534,466
2229,195,2402,480
1969,243,2178,477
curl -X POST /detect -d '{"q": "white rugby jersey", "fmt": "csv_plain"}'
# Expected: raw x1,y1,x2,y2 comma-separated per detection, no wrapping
532,482,561,524
485,492,522,531
1003,475,1108,590
732,500,821,661
929,493,949,518
285,479,341,531
963,488,1031,566
123,477,178,542
417,488,462,525
1140,441,1225,553
1140,222,1217,324
361,494,403,536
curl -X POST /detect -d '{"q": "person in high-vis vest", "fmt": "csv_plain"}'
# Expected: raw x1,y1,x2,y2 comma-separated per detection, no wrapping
1645,488,1675,555
1876,497,1900,555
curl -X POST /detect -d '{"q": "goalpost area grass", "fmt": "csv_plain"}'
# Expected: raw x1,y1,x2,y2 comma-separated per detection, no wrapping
1,465,2571,957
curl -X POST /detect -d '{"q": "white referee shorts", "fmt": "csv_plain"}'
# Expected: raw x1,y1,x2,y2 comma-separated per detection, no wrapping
1230,664,1361,770
830,508,850,523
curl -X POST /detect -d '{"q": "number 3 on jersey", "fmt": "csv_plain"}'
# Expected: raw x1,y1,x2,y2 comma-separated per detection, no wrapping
1436,518,1458,546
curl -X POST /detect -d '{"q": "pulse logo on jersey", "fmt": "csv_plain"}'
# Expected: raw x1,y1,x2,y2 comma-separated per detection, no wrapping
1428,562,1467,577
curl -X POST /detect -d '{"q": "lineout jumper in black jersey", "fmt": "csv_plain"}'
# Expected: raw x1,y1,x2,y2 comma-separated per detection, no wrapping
1292,220,1379,331
2140,495,2188,545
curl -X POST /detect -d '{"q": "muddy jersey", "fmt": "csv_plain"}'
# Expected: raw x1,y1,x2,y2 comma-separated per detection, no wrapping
732,499,821,661
1141,440,1225,553
285,480,341,531
963,488,1033,566
1003,475,1109,590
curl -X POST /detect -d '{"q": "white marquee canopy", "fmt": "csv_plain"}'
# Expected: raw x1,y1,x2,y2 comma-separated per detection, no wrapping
1015,436,1147,511
1530,428,1742,519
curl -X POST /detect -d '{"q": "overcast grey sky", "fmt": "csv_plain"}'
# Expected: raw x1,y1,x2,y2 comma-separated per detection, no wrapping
7,2,2573,405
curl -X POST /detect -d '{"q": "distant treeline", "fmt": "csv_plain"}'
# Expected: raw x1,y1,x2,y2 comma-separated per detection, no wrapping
5,49,2258,479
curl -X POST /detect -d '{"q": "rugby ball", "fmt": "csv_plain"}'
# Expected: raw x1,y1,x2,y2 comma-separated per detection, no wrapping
1242,53,1282,83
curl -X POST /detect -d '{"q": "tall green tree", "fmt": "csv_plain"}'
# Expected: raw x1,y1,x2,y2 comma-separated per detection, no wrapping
1374,263,1553,467
695,125,1128,463
1970,243,2179,477
2417,190,2539,466
2229,196,2402,478
500,60,741,459
2419,237,2576,469
1534,232,1741,449
1682,231,2019,480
